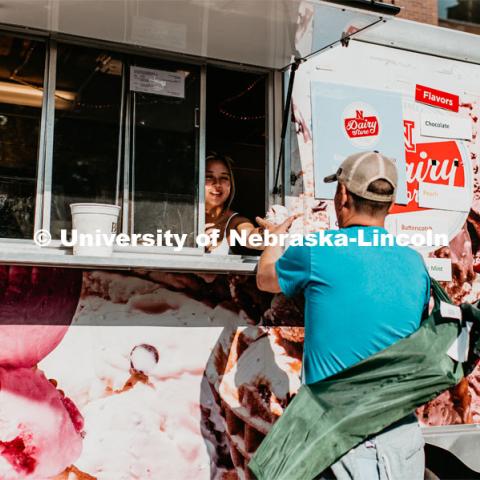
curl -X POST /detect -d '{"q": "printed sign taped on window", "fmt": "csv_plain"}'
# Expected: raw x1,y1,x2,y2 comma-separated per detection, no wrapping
130,66,185,98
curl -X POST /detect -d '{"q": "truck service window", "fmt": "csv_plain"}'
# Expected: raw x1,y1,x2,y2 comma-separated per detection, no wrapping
130,59,200,247
206,66,266,256
0,35,264,258
50,44,123,237
0,34,45,239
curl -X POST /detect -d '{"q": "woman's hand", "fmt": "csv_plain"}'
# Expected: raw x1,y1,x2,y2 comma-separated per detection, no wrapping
204,222,221,251
204,222,216,235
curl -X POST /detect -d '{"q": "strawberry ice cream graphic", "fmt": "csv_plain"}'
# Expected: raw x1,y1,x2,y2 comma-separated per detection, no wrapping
0,266,84,479
0,367,84,480
0,266,82,367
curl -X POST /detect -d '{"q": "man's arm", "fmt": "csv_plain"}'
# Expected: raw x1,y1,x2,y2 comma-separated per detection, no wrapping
257,244,283,292
255,216,297,293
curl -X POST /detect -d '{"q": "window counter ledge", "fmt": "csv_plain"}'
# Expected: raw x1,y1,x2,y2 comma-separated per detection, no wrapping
0,244,258,273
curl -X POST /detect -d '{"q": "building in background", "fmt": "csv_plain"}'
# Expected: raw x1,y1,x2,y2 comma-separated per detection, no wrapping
382,0,439,24
381,0,480,33
438,0,480,34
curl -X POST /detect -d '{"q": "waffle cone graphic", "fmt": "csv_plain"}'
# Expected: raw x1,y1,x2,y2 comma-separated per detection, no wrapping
206,326,303,479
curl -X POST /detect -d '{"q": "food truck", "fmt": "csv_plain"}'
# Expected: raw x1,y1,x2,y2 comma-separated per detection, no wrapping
1,0,480,478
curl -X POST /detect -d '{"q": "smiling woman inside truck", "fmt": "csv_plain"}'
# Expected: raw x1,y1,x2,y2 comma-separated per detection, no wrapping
205,153,264,254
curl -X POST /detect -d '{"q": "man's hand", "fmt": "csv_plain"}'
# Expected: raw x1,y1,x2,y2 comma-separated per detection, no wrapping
256,214,300,293
255,215,298,236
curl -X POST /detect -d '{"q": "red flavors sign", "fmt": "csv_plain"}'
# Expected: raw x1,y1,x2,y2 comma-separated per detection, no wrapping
415,84,459,112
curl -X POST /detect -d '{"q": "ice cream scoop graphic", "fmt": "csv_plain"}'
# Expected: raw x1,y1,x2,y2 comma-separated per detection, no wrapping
0,266,82,367
0,367,84,479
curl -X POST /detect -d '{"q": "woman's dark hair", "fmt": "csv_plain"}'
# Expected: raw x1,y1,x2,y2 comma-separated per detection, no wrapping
206,152,236,212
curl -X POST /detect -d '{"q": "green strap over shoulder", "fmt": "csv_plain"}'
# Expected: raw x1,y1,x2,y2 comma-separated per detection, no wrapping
249,279,467,480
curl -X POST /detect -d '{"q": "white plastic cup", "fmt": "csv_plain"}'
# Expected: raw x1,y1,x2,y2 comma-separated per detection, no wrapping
70,203,121,256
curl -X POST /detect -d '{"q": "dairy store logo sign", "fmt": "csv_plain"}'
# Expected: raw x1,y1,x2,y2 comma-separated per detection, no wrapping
342,102,379,147
344,110,378,138
311,82,406,202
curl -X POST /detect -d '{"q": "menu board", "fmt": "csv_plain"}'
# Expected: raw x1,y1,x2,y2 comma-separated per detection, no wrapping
387,97,473,257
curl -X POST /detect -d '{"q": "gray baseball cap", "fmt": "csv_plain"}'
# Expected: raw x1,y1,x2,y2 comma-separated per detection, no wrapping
323,151,397,202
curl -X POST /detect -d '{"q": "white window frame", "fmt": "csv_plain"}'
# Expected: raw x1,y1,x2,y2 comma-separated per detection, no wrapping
0,29,278,273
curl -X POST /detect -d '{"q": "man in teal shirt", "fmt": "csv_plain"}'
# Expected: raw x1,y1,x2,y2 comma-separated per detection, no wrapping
256,151,430,480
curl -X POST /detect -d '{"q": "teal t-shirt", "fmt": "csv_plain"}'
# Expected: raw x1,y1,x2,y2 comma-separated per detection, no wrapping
275,226,430,385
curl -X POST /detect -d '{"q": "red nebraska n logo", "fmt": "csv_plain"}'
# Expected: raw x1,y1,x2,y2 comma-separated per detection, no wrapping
344,110,379,138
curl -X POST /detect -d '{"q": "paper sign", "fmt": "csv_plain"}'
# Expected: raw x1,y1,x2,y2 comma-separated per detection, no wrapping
415,84,459,112
424,257,452,281
130,67,185,98
447,322,472,363
440,300,462,321
420,112,472,141
396,217,449,247
418,182,471,212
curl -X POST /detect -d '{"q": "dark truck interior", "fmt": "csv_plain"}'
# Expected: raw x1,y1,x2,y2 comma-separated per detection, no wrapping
0,35,45,239
206,65,267,255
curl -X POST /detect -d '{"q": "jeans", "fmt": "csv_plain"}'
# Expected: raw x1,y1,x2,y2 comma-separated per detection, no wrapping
318,414,425,480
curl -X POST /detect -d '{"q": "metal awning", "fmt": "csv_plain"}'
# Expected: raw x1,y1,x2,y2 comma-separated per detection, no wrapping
1,1,480,69
0,0,387,69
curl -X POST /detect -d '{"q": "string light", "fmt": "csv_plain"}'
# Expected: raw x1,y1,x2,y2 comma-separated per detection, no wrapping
10,66,264,121
74,101,115,110
75,94,184,110
219,77,265,121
